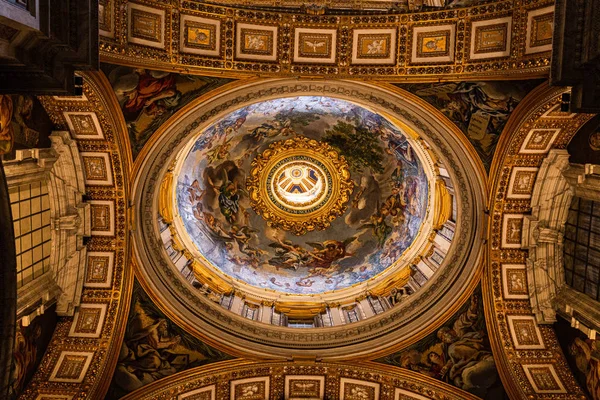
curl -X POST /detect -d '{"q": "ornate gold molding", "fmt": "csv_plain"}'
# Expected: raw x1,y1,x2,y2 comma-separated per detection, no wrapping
121,359,482,400
274,301,327,318
247,136,354,235
19,71,133,400
100,0,553,81
433,177,452,230
484,81,594,399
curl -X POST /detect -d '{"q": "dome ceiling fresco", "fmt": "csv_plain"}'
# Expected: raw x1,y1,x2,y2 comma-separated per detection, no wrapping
175,96,429,294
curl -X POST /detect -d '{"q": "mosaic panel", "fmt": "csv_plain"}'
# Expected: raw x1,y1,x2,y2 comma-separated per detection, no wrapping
89,200,115,236
84,251,114,288
411,24,455,63
519,128,561,154
501,214,524,249
178,385,216,400
470,17,511,60
506,167,538,199
541,104,577,119
107,281,233,398
180,15,220,56
48,352,94,383
507,315,545,349
340,378,380,400
284,375,324,400
294,28,336,64
501,264,529,300
128,3,165,49
394,389,429,400
230,376,270,400
525,6,554,54
236,23,277,61
63,112,103,140
523,364,567,394
351,28,396,65
80,152,114,186
68,303,108,338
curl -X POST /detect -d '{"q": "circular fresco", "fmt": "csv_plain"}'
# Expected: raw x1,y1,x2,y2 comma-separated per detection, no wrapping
176,96,429,294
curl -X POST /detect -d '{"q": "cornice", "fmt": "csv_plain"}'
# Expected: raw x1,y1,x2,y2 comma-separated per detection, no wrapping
99,0,554,81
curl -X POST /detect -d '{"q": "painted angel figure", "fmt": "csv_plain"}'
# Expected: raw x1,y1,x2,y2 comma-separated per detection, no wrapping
268,239,311,270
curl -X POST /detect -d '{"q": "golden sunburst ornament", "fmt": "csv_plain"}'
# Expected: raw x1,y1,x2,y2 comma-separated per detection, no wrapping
247,136,354,235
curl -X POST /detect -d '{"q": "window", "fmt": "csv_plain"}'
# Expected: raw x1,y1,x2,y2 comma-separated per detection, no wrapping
220,293,234,310
438,223,455,241
430,250,444,266
410,265,427,287
316,309,333,327
288,320,314,328
344,306,360,323
242,303,259,320
563,198,600,301
368,296,386,314
271,309,287,326
10,182,52,289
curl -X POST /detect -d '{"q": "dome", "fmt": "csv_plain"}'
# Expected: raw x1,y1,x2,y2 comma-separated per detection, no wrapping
132,79,486,358
174,96,430,295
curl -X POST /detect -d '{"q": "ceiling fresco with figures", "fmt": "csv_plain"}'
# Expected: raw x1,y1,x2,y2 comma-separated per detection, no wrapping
175,96,429,294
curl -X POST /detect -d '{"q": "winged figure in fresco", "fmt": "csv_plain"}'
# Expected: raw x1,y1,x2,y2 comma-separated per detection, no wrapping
268,239,311,271
248,118,293,140
206,136,233,163
206,171,246,225
186,179,205,204
228,224,263,259
359,204,393,248
295,237,358,284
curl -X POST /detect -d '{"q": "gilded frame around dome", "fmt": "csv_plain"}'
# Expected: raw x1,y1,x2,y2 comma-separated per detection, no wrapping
130,78,487,360
247,135,354,235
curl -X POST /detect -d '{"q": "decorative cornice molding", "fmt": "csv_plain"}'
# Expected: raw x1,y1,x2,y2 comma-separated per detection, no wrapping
120,359,481,400
99,0,554,81
484,81,594,399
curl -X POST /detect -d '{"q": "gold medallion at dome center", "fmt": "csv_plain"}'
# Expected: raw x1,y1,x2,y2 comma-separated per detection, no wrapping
247,136,353,235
